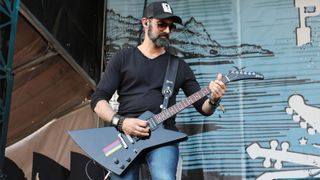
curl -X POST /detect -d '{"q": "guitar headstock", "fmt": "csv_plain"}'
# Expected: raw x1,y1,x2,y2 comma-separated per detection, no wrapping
285,94,320,135
246,140,289,169
223,70,264,84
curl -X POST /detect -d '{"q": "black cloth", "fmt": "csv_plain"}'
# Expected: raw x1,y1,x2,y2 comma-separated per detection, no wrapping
68,152,108,180
91,47,210,130
32,152,69,180
3,157,27,180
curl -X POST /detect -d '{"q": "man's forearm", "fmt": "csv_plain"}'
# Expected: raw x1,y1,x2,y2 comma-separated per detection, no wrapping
93,100,116,123
202,99,217,115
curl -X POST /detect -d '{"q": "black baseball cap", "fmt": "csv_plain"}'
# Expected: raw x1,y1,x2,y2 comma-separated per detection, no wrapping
143,1,182,24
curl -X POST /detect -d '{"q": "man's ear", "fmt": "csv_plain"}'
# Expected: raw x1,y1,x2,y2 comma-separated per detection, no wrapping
142,18,148,27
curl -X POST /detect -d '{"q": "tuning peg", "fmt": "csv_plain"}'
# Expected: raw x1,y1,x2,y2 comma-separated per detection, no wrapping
299,121,307,128
274,160,283,169
285,107,293,115
292,114,300,122
270,140,278,149
281,141,289,148
263,158,272,168
307,127,316,135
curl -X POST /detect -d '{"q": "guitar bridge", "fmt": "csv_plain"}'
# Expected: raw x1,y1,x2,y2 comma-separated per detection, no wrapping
118,133,128,149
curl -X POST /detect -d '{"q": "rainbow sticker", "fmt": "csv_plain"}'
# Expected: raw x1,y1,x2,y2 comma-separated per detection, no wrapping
102,139,122,156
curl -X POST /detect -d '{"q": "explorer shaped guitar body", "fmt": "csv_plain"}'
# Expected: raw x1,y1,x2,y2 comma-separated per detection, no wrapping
69,111,187,175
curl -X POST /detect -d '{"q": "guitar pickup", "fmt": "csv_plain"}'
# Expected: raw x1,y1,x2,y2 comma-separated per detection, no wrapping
148,117,157,129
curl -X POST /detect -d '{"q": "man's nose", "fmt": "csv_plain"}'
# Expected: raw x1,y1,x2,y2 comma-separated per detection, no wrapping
164,26,171,33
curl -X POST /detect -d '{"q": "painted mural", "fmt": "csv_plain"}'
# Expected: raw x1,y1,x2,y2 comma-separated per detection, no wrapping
105,0,320,179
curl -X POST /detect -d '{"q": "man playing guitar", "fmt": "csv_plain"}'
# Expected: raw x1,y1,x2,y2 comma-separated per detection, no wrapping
91,1,226,179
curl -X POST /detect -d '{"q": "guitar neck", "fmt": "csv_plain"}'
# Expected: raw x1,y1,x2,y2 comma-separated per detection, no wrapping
153,76,228,124
153,86,210,124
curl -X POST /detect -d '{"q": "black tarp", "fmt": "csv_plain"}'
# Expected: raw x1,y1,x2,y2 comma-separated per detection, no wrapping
21,0,104,82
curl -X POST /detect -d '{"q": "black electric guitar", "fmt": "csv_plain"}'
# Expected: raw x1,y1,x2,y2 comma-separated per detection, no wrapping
69,70,264,175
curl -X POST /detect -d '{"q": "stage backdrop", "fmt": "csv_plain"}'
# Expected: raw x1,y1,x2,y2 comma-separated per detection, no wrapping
104,0,320,179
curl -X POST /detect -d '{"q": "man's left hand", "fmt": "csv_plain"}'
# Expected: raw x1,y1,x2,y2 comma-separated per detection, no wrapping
208,73,226,101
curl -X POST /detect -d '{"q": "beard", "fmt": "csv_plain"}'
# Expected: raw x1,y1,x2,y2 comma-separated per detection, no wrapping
147,26,170,48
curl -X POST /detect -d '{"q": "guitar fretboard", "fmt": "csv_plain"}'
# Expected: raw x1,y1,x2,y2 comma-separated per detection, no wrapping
153,76,229,124
153,87,210,123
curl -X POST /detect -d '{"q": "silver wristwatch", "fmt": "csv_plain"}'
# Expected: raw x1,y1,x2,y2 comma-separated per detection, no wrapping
111,114,121,126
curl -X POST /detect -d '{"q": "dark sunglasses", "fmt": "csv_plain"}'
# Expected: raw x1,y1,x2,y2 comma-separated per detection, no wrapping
152,20,176,31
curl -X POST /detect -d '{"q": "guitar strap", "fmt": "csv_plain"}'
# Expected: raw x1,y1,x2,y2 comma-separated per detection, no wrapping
161,54,179,110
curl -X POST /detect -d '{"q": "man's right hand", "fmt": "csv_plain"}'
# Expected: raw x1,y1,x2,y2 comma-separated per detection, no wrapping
122,117,150,137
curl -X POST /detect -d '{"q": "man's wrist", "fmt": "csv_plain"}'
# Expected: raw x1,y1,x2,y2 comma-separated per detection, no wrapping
208,97,221,107
116,117,126,132
111,114,126,131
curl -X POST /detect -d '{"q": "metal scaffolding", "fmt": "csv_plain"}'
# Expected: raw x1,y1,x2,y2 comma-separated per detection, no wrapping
0,0,20,178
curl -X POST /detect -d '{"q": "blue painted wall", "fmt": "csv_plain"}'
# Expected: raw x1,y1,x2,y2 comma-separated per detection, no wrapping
105,0,320,179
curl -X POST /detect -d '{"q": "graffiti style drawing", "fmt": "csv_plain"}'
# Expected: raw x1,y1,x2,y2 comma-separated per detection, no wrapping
256,169,320,180
105,10,273,62
285,94,320,135
246,94,320,179
246,140,320,169
246,140,320,179
105,1,320,178
299,137,308,145
295,0,320,46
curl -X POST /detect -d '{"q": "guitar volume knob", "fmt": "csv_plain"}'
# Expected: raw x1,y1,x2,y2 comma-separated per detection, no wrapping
113,158,119,164
133,149,138,154
119,164,125,169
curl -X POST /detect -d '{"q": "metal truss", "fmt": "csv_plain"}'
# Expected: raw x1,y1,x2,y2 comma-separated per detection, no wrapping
0,0,20,178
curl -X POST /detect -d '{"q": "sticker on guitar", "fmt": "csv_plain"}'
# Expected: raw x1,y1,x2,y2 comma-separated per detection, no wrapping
285,94,320,135
246,140,320,169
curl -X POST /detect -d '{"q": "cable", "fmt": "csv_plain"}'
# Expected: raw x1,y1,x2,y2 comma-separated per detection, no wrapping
85,159,93,180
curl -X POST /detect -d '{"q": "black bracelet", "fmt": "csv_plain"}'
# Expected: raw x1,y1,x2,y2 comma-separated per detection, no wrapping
116,116,126,132
208,97,221,108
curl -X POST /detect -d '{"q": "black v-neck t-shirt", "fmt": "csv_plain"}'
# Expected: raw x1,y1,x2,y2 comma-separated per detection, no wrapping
91,47,209,130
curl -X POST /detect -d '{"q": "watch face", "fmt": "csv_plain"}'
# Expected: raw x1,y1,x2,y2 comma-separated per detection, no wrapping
112,115,120,125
